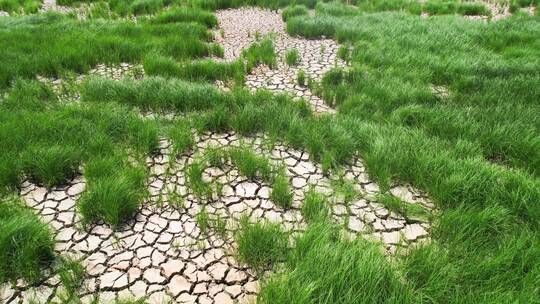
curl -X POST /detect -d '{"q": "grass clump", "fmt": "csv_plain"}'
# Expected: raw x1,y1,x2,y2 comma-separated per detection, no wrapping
271,175,292,209
242,37,277,72
20,145,82,189
296,69,306,86
258,222,416,303
301,188,329,224
78,158,147,226
285,48,300,66
152,7,217,27
235,215,288,270
186,160,213,199
282,4,308,21
168,120,194,156
0,198,55,283
229,147,272,180
56,257,85,301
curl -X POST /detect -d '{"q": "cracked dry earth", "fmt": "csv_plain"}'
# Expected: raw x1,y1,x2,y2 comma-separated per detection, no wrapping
215,7,345,114
3,133,434,304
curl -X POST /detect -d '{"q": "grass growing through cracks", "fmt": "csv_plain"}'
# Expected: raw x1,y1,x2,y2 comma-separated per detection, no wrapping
235,215,288,271
0,198,55,284
285,48,300,66
258,222,416,303
78,157,148,226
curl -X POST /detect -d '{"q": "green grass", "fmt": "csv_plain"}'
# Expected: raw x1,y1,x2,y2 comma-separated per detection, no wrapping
1,3,539,302
82,76,224,113
285,48,300,66
0,198,55,283
296,69,306,86
235,215,289,270
168,120,194,156
78,158,147,226
21,145,82,189
283,10,540,302
143,55,244,84
56,257,85,301
258,222,416,303
270,175,292,209
0,0,40,13
0,12,215,89
282,4,308,21
242,36,277,72
152,6,217,27
301,188,329,224
186,160,213,199
229,146,273,180
377,192,431,222
0,79,158,194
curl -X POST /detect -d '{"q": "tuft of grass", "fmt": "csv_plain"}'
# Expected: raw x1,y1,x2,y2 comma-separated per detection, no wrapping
229,147,273,181
282,4,308,21
271,175,293,209
301,188,329,224
57,257,84,301
78,158,147,226
186,160,213,199
285,48,300,66
242,37,277,72
297,69,306,86
21,145,82,189
235,215,289,270
196,207,211,234
168,120,194,156
152,7,217,27
0,198,55,283
377,193,431,222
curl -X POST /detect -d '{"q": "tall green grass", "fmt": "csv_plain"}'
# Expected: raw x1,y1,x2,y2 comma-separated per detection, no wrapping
0,198,55,283
0,13,214,89
258,222,416,303
0,0,41,13
235,215,289,270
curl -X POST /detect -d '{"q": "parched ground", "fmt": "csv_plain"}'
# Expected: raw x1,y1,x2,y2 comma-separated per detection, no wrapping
215,7,344,113
1,7,438,304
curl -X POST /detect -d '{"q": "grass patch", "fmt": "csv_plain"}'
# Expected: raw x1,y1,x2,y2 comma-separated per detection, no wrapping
270,175,292,209
235,215,288,270
21,145,82,189
0,198,55,283
285,48,300,66
78,157,148,226
168,120,194,156
242,36,277,72
143,55,244,83
258,222,416,303
282,4,308,21
0,13,214,89
301,188,330,224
